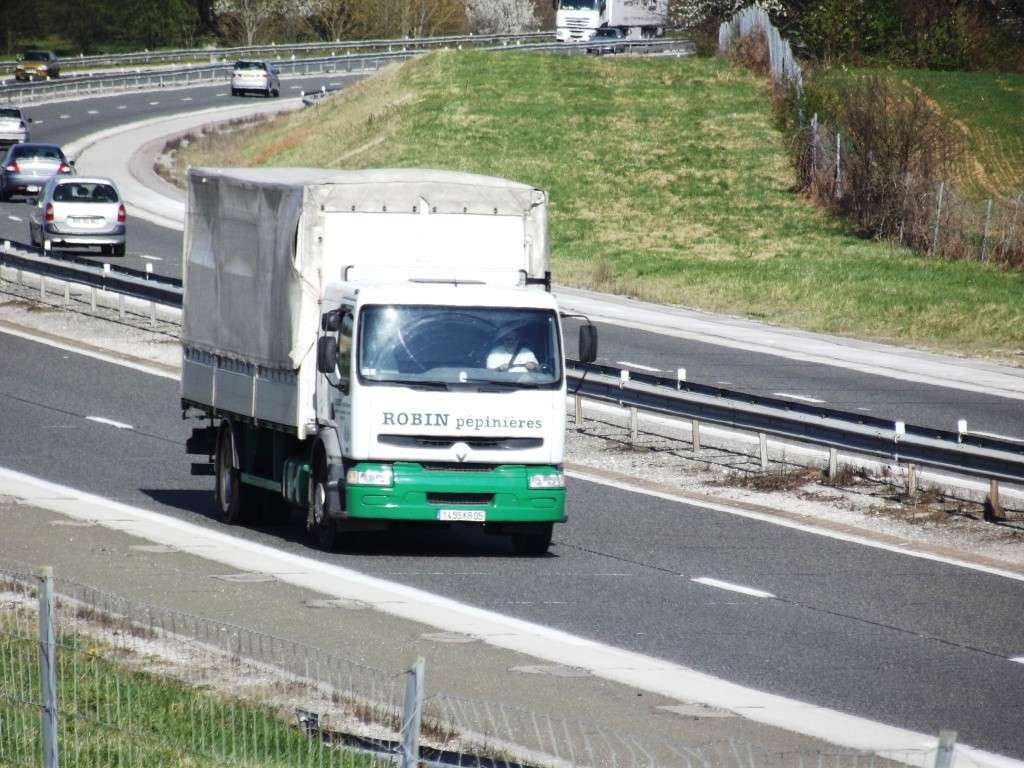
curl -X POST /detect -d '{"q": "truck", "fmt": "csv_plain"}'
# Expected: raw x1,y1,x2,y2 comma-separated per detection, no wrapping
555,0,667,42
180,167,597,555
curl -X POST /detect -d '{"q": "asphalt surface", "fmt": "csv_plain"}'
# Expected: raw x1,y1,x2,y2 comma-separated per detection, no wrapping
0,332,1022,758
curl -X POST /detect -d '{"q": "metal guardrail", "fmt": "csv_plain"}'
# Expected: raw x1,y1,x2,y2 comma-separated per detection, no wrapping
2,236,1016,488
0,32,554,73
0,242,182,306
566,361,1024,487
0,38,694,104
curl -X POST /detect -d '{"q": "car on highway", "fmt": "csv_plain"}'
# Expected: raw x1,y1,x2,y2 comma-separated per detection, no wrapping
586,27,628,55
28,176,126,256
0,105,31,147
14,50,60,81
230,60,280,97
0,143,74,201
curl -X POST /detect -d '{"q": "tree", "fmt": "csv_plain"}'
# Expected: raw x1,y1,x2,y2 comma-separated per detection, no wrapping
214,0,283,45
465,0,538,34
307,0,353,40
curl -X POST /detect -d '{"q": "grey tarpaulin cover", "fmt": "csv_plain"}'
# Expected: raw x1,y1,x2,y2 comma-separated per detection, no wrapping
180,167,547,371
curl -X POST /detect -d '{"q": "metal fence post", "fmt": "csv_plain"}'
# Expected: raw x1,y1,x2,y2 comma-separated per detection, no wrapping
574,395,583,428
38,566,59,768
691,419,701,453
828,447,838,480
629,407,639,445
980,199,993,262
758,433,769,470
931,182,945,255
934,730,957,768
400,657,424,768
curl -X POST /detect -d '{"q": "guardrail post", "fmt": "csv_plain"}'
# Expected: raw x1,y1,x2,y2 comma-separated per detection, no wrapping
691,419,701,453
630,407,639,445
934,730,957,768
399,657,424,768
986,479,1005,520
758,433,769,470
38,566,59,768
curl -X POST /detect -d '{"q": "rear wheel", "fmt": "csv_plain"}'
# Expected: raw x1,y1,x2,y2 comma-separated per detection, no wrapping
214,426,249,524
511,523,553,557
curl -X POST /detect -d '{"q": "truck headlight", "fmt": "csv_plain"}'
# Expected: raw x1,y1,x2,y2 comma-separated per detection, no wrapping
346,465,393,487
528,472,565,489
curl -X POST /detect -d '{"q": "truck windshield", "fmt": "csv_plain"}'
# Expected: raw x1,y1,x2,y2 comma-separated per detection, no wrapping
557,0,598,9
358,305,562,389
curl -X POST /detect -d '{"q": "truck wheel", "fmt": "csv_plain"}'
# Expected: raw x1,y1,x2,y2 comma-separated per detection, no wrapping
307,455,338,550
215,427,249,524
511,523,553,557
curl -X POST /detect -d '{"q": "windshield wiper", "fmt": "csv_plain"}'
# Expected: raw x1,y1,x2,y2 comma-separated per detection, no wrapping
457,378,544,390
380,379,449,391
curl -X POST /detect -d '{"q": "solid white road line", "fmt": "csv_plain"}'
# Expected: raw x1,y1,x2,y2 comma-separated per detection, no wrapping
616,360,661,372
567,465,1024,583
0,464,1018,768
691,577,775,599
1012,657,1024,665
0,325,178,381
85,416,133,430
773,392,826,404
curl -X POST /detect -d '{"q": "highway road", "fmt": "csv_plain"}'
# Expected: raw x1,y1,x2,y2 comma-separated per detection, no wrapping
2,76,1022,441
0,332,1022,758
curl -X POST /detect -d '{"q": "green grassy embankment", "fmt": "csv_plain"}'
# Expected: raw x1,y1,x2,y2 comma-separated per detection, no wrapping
176,50,1024,361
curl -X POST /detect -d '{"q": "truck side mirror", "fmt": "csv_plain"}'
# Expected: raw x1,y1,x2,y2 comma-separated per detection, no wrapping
321,310,341,332
579,324,598,363
317,336,339,373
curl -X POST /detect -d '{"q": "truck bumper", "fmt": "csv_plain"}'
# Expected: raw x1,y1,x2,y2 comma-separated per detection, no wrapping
345,462,565,523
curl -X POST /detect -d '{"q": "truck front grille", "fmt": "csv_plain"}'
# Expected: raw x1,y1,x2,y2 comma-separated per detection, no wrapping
379,435,542,450
427,493,494,505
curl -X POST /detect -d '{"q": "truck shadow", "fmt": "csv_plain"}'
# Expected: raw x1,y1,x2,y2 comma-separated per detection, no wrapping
139,488,554,559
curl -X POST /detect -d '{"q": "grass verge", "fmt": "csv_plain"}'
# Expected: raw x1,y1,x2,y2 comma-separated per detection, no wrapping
174,50,1024,361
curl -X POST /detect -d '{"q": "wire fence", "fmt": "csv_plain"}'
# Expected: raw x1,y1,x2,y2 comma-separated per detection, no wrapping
718,5,1024,267
0,563,950,768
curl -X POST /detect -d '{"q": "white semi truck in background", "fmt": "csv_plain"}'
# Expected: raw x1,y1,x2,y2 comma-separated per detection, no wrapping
180,167,596,555
555,0,667,42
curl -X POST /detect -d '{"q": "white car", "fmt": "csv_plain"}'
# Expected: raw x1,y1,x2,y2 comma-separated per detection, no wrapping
29,176,126,257
0,105,31,148
230,60,281,97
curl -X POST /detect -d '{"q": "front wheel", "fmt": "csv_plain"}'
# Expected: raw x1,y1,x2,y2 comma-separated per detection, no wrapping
306,455,339,550
511,523,553,557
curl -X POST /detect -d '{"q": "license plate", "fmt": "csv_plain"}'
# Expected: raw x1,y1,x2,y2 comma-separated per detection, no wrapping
437,509,485,522
26,185,39,193
69,216,99,225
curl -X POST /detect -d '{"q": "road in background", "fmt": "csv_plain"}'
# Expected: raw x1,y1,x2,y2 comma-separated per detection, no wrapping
0,331,1022,758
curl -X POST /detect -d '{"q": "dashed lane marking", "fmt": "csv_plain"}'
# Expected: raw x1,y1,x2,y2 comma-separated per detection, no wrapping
87,109,98,115
617,360,661,372
117,105,127,110
138,254,162,261
691,577,775,599
773,392,826,404
181,97,193,101
148,101,160,106
7,215,22,222
59,114,69,119
85,416,134,430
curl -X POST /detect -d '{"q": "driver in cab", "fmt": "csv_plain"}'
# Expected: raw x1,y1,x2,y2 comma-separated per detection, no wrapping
487,329,538,372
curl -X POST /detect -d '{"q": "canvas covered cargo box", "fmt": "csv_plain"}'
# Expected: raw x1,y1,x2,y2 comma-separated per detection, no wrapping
180,167,550,431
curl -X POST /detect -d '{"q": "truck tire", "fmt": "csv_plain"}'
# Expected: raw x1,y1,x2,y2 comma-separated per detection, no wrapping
307,453,339,550
215,426,250,524
511,523,553,557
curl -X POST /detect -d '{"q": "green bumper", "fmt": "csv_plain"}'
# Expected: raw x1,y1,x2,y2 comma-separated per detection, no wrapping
346,463,565,523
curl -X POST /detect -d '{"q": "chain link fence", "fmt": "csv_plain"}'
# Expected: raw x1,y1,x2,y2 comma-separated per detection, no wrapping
1,563,950,768
718,5,1024,268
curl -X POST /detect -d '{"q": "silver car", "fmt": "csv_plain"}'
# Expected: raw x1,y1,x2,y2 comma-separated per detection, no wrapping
0,143,73,201
28,176,126,257
230,60,281,97
0,105,31,148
